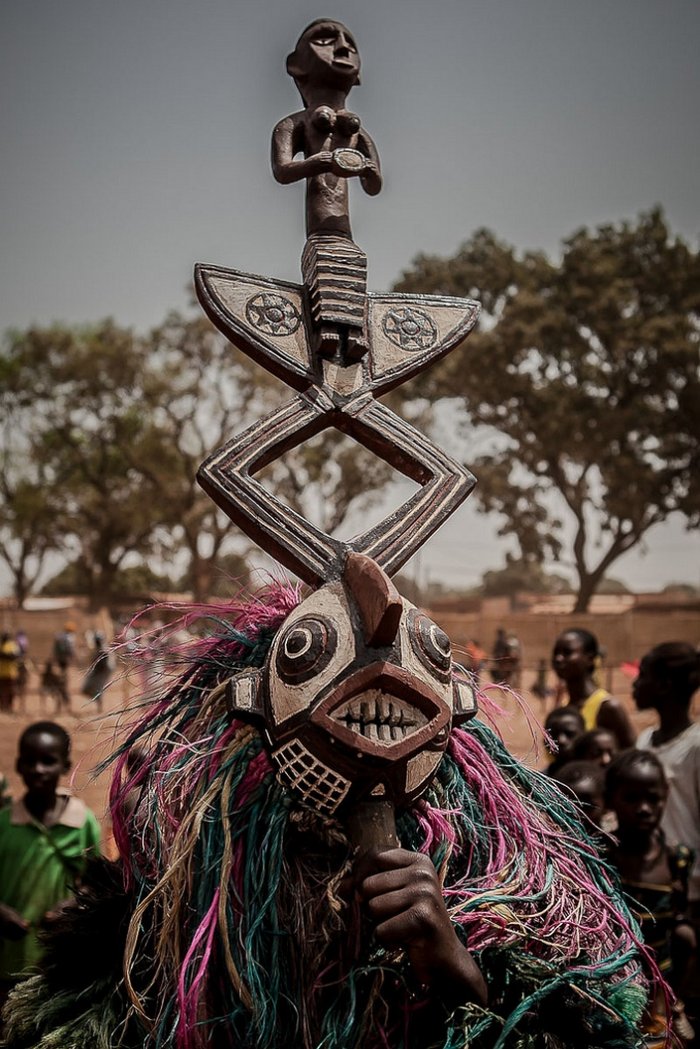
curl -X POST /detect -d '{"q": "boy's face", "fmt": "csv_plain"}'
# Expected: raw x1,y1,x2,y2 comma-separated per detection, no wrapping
16,731,70,799
570,778,605,827
609,764,667,835
545,712,582,756
581,730,618,767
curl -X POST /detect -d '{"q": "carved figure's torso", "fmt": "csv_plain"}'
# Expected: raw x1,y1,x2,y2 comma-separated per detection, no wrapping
280,108,376,237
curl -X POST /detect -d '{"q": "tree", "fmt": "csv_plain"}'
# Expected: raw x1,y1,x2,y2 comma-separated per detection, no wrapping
41,561,179,599
481,556,571,597
394,209,700,611
0,377,63,607
1,322,170,610
1,309,406,606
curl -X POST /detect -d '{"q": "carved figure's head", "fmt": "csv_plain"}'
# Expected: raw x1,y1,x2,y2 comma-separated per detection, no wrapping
226,553,476,816
287,19,361,105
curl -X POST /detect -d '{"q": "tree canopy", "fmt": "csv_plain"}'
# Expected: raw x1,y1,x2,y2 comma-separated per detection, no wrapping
0,312,398,608
395,208,700,611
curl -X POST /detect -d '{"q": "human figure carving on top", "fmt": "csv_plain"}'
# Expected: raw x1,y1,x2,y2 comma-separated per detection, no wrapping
272,19,382,363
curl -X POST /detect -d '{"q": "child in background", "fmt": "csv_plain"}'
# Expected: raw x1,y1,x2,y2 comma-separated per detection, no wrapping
0,722,100,1011
606,749,696,1046
38,661,69,715
81,632,113,713
552,760,606,828
633,642,700,917
543,706,584,777
571,727,619,768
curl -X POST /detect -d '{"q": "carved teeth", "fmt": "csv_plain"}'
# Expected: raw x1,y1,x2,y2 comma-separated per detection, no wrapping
332,689,428,743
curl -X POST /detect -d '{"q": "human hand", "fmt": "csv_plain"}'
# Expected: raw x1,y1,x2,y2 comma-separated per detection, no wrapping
0,902,30,941
41,898,72,928
356,848,487,1006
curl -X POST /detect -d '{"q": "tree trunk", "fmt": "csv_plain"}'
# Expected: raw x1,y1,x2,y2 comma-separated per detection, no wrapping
191,556,214,604
572,569,605,614
13,571,28,610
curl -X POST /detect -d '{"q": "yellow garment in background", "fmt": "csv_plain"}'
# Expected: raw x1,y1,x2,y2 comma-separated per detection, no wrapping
580,687,610,730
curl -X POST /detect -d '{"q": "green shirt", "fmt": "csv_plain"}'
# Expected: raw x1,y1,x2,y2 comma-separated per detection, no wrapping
0,790,100,980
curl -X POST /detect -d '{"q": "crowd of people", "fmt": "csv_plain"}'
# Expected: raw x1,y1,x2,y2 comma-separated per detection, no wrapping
0,624,115,716
0,619,698,1045
543,634,700,1045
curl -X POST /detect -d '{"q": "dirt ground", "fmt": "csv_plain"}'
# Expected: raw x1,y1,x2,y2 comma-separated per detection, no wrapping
0,662,674,843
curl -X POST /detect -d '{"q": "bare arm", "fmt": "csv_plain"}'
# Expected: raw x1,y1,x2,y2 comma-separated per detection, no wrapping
271,117,334,184
0,902,29,940
357,129,382,196
597,698,636,749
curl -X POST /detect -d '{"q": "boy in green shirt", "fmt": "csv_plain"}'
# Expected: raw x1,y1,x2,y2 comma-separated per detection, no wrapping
0,722,100,1008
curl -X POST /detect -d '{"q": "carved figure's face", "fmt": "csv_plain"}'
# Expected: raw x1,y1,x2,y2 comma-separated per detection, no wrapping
226,554,476,816
289,20,361,95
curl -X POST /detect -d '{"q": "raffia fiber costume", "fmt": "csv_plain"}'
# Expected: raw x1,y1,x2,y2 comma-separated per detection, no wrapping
2,588,657,1049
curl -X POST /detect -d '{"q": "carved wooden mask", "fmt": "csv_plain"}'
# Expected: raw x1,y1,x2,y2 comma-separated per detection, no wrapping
225,552,476,816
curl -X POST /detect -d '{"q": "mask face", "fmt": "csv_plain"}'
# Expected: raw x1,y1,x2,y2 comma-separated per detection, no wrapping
227,553,477,816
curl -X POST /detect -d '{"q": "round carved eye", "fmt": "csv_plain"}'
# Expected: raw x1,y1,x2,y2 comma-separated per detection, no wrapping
275,617,337,684
408,610,452,680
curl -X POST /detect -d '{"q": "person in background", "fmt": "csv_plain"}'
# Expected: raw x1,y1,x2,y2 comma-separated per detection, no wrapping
38,661,69,715
0,721,100,1013
463,638,487,682
606,749,696,1046
571,727,619,768
0,634,20,714
632,641,700,1004
530,657,552,703
543,706,585,777
552,760,606,829
81,632,113,713
52,623,76,711
551,628,635,748
503,632,522,689
13,632,29,715
490,627,508,682
490,629,521,688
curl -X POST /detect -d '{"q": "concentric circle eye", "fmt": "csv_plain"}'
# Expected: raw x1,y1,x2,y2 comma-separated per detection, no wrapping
408,610,452,680
275,617,337,684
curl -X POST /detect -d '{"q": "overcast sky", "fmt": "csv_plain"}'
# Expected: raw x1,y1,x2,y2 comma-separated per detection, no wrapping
2,0,699,594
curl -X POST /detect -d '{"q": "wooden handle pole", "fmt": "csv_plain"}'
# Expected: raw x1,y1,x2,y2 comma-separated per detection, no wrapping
346,797,398,854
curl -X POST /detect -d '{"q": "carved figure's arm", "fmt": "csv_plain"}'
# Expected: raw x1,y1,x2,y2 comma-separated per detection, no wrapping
357,129,382,196
271,116,334,184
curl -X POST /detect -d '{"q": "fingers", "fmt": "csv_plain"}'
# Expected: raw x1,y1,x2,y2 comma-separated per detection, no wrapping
357,849,438,898
373,898,444,947
357,849,448,946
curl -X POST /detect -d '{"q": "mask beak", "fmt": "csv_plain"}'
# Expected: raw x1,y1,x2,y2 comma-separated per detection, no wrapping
343,552,403,647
